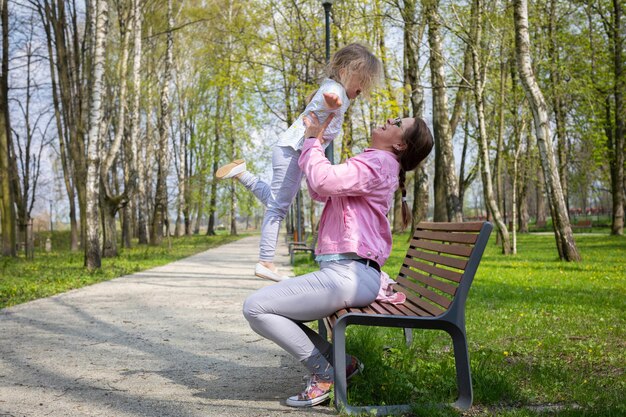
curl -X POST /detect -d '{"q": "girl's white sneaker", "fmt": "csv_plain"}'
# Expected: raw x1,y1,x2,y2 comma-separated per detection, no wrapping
254,263,286,282
216,159,246,179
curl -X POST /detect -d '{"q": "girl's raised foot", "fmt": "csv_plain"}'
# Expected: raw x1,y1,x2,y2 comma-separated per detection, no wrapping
216,159,246,179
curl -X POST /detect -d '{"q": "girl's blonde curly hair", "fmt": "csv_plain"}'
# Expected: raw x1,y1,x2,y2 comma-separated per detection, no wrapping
327,43,382,97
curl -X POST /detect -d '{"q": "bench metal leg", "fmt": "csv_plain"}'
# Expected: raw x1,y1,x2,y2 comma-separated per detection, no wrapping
332,320,413,416
332,319,473,414
403,328,413,346
448,326,473,410
332,318,349,412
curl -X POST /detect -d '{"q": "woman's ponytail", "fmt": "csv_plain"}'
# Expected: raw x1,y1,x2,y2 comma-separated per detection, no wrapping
399,169,412,230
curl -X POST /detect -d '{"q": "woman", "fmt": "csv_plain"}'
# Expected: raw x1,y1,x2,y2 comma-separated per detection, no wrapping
243,112,434,408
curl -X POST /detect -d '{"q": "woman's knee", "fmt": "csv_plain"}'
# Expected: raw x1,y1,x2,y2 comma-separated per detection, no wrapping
242,295,259,322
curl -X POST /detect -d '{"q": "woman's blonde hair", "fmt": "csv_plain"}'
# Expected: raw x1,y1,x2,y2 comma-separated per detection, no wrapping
327,43,382,97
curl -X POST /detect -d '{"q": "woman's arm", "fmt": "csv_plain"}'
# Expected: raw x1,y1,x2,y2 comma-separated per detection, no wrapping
299,139,383,198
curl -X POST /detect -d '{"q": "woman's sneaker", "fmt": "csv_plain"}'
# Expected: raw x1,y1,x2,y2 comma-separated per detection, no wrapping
346,356,364,380
215,159,246,179
286,374,333,407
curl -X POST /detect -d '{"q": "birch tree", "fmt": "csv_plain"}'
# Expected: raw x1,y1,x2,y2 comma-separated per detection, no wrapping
85,0,109,270
513,0,580,261
469,0,511,253
151,0,174,245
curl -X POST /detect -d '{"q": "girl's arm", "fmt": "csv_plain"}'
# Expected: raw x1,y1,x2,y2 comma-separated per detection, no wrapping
323,92,342,110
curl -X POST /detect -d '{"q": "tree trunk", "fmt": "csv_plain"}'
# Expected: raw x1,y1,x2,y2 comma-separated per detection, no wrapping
101,3,133,257
425,0,462,222
40,7,79,251
494,43,506,225
610,0,624,235
100,189,119,258
49,0,88,250
173,67,188,237
458,112,478,213
85,0,109,270
514,0,580,261
536,162,546,223
132,0,148,245
548,0,569,214
206,89,222,237
0,0,15,257
471,0,511,254
151,0,174,245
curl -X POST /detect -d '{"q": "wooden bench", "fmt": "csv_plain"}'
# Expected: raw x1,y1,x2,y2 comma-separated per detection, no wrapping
321,221,493,415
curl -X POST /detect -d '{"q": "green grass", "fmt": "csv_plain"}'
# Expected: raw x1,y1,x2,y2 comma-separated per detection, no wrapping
294,232,626,416
0,231,245,309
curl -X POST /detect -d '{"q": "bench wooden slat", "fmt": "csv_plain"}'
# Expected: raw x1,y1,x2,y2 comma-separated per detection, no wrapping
417,221,485,232
406,247,468,270
400,266,458,296
411,239,473,257
368,302,390,315
397,277,450,316
394,295,434,316
397,276,453,309
413,229,479,244
404,256,463,283
404,292,444,316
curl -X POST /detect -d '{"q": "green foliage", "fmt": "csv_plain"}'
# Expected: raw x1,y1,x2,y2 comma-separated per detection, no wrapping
294,233,626,416
0,231,244,309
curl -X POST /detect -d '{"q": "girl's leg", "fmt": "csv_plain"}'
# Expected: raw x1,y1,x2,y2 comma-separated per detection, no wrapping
237,172,272,207
242,260,380,376
258,146,303,263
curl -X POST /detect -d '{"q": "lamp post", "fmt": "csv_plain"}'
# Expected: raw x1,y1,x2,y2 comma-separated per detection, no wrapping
321,0,334,164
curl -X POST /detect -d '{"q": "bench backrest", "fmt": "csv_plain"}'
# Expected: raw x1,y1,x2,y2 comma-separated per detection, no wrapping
395,221,492,320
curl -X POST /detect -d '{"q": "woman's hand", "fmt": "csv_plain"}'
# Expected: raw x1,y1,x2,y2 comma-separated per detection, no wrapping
303,113,335,144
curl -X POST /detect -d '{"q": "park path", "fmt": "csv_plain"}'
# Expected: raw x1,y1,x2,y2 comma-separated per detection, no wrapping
0,235,334,417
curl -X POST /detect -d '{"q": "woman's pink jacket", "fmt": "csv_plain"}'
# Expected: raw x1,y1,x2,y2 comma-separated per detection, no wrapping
298,138,400,266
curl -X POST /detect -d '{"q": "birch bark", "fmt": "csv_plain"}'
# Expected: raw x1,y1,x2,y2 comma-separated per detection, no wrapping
514,0,580,261
151,0,174,245
85,0,109,270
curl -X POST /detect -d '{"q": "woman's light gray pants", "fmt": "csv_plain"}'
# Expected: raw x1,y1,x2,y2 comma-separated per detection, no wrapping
243,260,380,377
238,145,302,262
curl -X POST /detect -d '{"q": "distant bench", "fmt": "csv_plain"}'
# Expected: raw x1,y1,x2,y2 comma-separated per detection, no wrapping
572,219,592,230
320,221,493,414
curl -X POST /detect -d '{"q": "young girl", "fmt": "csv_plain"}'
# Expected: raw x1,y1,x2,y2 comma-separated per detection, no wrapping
216,43,382,282
243,112,434,407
